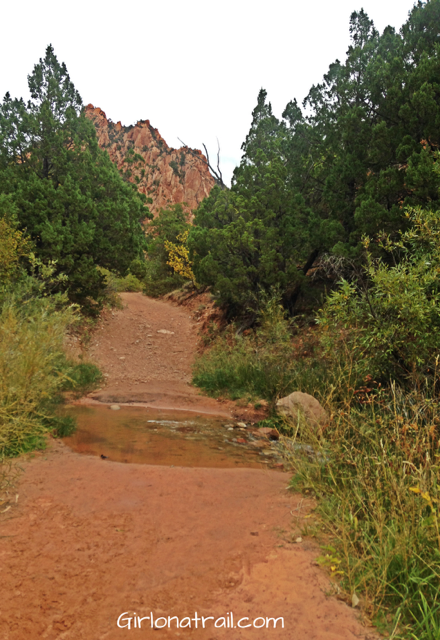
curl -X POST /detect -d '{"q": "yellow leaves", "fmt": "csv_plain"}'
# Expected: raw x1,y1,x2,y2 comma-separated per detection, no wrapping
0,217,31,284
164,230,197,285
409,486,438,504
317,550,344,575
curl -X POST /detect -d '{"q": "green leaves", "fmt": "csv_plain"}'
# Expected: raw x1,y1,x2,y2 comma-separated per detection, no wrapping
0,46,148,311
318,190,440,381
191,1,440,320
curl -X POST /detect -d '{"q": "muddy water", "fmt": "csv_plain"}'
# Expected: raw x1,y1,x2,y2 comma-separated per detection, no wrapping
63,404,276,469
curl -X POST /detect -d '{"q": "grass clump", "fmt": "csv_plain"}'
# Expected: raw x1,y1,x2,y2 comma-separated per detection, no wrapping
193,296,326,403
287,372,440,639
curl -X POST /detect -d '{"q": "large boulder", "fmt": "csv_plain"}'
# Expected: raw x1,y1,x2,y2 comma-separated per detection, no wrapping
276,391,328,431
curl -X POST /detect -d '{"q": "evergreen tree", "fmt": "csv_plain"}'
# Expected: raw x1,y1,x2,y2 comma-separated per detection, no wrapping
0,45,149,310
191,0,440,318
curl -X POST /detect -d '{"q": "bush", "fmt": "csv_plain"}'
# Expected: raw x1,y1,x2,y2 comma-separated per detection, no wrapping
0,291,76,457
62,362,103,397
98,267,143,293
193,294,326,402
0,199,32,285
318,200,440,385
142,204,192,297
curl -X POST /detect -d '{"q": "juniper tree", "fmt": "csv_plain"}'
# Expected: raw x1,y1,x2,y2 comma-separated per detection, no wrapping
190,1,440,318
0,45,149,310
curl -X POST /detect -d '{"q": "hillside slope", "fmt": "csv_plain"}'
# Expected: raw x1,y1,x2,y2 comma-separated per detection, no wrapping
86,104,216,215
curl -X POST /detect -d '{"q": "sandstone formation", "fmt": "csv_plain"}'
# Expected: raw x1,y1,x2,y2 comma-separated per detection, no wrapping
85,105,216,216
276,391,328,432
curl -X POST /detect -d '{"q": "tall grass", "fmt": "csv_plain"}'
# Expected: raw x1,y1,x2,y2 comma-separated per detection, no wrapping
0,293,76,457
194,303,440,638
287,377,440,638
193,298,327,402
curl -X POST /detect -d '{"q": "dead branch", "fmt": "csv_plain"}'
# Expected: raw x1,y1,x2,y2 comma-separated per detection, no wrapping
178,137,227,190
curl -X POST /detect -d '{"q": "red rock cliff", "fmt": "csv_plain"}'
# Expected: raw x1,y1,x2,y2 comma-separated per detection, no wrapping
85,105,216,216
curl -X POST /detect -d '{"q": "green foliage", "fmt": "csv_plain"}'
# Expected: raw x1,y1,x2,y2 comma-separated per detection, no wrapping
0,45,150,312
0,196,32,285
98,267,144,293
193,294,325,401
142,204,191,296
169,160,180,176
191,2,440,318
190,94,331,317
318,193,440,383
287,376,440,640
0,287,77,457
62,362,103,396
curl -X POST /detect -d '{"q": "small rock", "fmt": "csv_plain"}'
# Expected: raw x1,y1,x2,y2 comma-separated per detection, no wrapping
250,531,259,536
258,427,279,440
295,537,303,543
351,593,360,608
236,438,246,444
236,422,247,428
276,391,328,432
109,405,120,411
250,440,267,448
258,427,273,435
119,356,125,360
157,329,174,335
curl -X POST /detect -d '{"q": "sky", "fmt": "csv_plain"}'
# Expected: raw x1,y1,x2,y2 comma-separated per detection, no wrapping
1,0,418,185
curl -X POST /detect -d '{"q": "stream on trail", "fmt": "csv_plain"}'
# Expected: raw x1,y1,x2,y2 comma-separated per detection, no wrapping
62,405,286,470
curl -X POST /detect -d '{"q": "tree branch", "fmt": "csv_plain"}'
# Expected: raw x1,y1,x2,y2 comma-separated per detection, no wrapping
177,137,227,190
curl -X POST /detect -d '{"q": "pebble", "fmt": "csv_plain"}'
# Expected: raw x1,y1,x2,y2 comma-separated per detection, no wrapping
109,405,120,411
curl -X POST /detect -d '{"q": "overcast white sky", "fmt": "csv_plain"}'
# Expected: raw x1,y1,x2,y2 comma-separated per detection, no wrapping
2,0,418,184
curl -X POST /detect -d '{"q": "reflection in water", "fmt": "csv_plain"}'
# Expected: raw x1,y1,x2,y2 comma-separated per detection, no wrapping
63,405,272,469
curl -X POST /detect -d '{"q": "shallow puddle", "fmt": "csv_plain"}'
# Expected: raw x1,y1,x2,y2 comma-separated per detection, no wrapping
63,404,280,469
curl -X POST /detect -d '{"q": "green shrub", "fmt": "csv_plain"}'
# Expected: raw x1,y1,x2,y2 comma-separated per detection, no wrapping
318,199,440,384
98,267,143,293
0,292,76,457
193,295,327,402
142,204,192,297
62,362,103,397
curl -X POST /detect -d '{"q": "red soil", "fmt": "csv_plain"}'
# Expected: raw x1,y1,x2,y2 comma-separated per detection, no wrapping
0,293,377,639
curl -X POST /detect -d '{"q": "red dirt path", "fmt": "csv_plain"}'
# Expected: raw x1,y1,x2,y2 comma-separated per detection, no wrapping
0,293,376,639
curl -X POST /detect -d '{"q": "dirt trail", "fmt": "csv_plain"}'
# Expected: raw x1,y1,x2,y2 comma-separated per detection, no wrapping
0,293,376,640
81,292,239,417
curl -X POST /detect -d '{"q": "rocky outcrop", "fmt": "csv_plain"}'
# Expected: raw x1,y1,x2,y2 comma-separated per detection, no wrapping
85,105,216,216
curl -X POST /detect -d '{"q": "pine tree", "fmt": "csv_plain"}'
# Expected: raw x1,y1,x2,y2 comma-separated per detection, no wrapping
0,45,149,310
